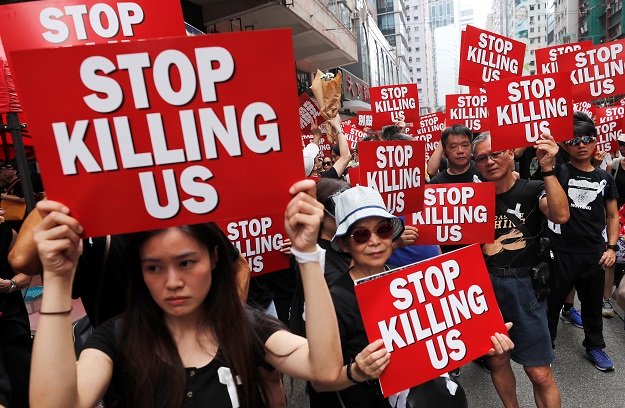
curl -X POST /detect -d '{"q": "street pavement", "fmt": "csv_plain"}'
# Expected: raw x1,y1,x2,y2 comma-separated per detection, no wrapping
286,301,625,407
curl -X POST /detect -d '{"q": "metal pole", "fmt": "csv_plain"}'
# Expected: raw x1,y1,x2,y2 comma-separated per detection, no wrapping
6,112,35,213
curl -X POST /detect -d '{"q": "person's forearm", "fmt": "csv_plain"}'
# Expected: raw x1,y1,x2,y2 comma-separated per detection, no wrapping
426,143,443,177
31,275,79,408
543,175,569,224
9,209,44,276
298,260,343,383
0,194,24,203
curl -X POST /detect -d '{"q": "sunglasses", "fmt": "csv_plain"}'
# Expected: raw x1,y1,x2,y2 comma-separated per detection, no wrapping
322,161,332,166
474,150,505,164
564,136,596,146
349,220,394,244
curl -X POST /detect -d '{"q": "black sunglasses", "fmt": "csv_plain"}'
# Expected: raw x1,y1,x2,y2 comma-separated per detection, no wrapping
349,220,394,244
564,136,596,146
322,161,332,166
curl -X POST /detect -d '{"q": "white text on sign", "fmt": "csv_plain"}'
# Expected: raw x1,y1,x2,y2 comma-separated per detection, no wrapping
571,43,624,97
467,33,518,82
227,217,284,273
375,86,417,122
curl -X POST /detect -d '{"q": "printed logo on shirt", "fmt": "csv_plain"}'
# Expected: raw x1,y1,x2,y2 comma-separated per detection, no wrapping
483,203,527,256
567,179,607,210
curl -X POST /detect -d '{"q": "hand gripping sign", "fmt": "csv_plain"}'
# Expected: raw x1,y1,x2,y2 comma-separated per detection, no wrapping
358,140,425,216
0,0,185,52
535,41,592,75
354,244,506,396
595,105,625,153
415,113,445,160
459,25,526,88
370,84,420,127
446,93,489,133
409,183,495,245
557,39,625,101
485,73,573,151
9,29,304,237
218,213,289,277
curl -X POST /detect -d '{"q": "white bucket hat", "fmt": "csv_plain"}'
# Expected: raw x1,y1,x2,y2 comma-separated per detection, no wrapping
331,186,404,251
303,143,320,176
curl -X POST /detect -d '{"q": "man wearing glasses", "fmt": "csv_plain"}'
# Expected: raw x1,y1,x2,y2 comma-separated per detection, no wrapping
546,112,619,372
472,130,569,408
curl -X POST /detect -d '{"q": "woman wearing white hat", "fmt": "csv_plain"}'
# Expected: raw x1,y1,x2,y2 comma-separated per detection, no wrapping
311,186,513,407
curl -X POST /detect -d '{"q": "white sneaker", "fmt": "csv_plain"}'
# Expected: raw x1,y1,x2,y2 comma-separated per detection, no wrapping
602,298,615,318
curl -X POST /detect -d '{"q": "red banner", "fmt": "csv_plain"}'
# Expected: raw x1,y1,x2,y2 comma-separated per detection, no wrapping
343,124,367,151
485,73,573,151
10,30,303,237
218,213,289,277
0,0,185,53
298,93,324,134
596,105,625,153
415,112,445,160
557,39,625,101
354,244,506,396
459,25,525,88
572,101,596,121
446,93,489,132
370,84,420,128
357,111,374,128
535,41,592,75
408,183,495,245
358,140,425,215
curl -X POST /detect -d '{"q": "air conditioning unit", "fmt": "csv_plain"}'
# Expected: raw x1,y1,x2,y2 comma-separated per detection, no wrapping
352,10,359,20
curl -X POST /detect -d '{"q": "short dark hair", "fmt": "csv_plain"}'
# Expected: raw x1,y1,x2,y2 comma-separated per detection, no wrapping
573,111,597,138
441,125,472,148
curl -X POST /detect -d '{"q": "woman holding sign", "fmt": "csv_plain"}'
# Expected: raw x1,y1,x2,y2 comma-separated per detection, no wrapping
29,180,343,408
311,186,514,407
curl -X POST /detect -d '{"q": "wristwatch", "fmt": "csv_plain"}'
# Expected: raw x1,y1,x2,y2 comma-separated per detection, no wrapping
607,244,619,251
541,166,556,177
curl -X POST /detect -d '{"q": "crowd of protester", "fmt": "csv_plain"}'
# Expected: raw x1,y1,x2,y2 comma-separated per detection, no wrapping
0,110,624,408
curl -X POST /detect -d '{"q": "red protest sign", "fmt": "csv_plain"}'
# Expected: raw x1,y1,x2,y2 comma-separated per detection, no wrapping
370,84,419,127
343,124,367,151
298,93,324,134
446,93,489,132
459,25,525,88
301,134,332,158
10,29,303,237
219,213,289,277
0,0,185,53
354,244,506,396
596,105,625,153
348,166,360,186
415,112,445,160
535,41,592,74
358,140,425,215
558,40,625,101
485,73,573,151
357,111,374,128
409,183,495,245
572,101,596,121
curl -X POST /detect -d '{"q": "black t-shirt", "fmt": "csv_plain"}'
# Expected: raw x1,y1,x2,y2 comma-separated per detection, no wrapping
482,179,545,268
0,223,29,339
547,163,617,253
429,161,478,184
312,271,390,408
612,162,625,208
319,167,339,179
84,308,282,408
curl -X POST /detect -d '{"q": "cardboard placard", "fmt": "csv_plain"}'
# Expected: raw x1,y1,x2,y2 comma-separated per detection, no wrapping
446,93,489,132
535,41,593,74
298,92,324,134
358,140,425,215
557,39,625,101
409,183,495,245
415,112,445,160
596,105,625,153
370,84,420,127
218,213,289,277
0,0,185,52
485,73,573,151
459,25,525,87
10,30,303,237
354,244,506,396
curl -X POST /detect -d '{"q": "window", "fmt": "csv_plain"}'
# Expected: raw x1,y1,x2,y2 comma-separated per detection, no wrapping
530,70,535,75
416,57,421,62
416,68,422,72
417,78,422,83
409,57,413,62
530,5,534,10
416,47,421,52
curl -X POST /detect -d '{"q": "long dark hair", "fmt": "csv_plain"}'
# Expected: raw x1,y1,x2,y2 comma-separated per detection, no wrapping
118,223,265,408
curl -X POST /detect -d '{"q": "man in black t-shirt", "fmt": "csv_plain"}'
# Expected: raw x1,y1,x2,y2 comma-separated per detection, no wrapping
473,131,569,408
546,112,619,372
429,125,479,184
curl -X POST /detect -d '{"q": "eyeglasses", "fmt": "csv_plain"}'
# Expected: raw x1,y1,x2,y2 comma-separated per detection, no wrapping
322,161,332,166
350,220,394,244
564,136,596,146
474,151,505,164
